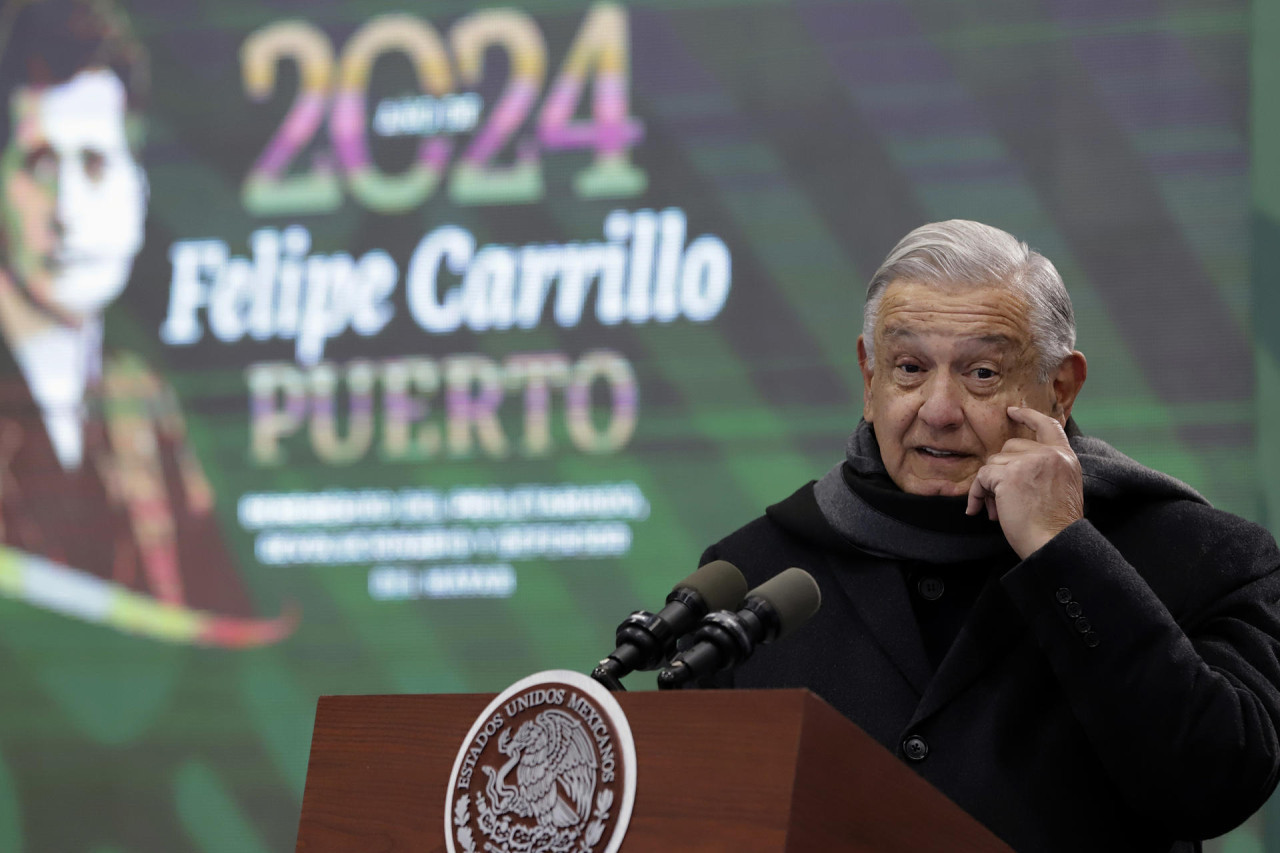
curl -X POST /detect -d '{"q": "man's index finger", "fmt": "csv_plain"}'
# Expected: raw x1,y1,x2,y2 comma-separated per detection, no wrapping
1007,405,1069,446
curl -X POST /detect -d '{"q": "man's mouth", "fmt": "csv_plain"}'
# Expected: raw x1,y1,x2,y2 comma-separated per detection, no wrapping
51,251,97,266
45,252,116,276
915,447,969,459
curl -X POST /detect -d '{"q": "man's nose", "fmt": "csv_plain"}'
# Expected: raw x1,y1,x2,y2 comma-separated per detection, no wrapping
54,155,84,237
46,173,66,242
918,374,964,429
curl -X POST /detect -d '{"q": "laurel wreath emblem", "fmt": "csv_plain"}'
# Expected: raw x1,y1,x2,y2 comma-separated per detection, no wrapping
579,789,613,852
455,795,477,853
455,787,616,853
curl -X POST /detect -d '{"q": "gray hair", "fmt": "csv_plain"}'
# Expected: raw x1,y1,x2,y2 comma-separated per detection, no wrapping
862,220,1075,381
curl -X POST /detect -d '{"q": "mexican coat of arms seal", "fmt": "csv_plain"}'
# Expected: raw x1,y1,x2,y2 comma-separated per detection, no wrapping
445,670,636,853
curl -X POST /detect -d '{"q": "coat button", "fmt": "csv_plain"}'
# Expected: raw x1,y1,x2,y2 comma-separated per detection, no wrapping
1083,631,1100,648
903,735,929,761
1074,617,1092,634
917,576,945,601
1055,587,1072,604
1065,601,1082,618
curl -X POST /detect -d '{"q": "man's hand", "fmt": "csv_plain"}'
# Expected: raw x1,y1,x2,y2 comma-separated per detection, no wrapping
965,406,1084,559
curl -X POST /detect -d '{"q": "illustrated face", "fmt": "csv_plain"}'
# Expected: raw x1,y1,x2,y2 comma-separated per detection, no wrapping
857,279,1066,497
1,68,145,322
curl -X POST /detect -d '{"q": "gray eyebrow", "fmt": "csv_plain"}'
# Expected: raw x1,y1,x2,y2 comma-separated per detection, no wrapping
880,328,1015,349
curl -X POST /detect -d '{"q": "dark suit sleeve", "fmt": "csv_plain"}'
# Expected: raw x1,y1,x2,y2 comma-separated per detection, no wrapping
1001,513,1280,839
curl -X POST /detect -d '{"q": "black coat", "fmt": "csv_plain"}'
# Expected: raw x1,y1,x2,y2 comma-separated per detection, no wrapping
701,480,1280,852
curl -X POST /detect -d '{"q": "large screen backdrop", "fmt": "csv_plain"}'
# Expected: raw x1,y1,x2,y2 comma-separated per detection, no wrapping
0,0,1267,850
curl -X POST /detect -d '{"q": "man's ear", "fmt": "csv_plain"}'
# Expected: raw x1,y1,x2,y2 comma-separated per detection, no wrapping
1052,351,1087,423
857,335,874,417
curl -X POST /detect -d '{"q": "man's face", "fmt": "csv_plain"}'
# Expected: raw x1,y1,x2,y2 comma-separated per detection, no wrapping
1,67,145,323
858,279,1069,497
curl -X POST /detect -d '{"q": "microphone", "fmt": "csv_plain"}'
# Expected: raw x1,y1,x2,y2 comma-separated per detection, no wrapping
591,560,747,692
656,567,821,690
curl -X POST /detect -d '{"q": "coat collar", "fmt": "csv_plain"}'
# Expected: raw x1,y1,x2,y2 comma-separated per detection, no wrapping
769,485,933,695
767,483,1027,720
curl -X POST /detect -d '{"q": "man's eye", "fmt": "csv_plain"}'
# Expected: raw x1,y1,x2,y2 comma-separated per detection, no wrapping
972,367,997,380
81,149,105,181
898,363,922,374
23,146,56,180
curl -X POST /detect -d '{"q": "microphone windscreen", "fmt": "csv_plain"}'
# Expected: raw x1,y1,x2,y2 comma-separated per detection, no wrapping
675,560,748,611
751,567,821,639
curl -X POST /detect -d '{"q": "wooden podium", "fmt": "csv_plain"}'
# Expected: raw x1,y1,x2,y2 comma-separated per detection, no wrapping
295,688,1011,852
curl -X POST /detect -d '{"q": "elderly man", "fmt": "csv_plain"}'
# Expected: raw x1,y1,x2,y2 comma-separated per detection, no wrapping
702,220,1280,852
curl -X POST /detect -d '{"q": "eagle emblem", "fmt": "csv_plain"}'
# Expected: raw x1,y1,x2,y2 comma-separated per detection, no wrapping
482,709,598,828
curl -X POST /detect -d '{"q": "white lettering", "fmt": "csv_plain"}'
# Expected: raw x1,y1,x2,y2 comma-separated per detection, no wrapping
162,209,732,354
406,225,473,333
163,227,401,364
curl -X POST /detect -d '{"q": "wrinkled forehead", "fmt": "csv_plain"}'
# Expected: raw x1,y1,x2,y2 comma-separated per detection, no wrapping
874,278,1034,343
12,68,131,152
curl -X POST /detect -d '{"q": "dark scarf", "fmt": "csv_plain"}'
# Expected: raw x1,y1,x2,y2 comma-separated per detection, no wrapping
814,419,1207,564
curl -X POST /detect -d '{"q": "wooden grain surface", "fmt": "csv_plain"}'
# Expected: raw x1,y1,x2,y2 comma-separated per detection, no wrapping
294,689,1010,852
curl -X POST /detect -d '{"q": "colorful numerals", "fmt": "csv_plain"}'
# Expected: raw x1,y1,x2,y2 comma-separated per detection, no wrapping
449,9,546,205
239,3,646,215
241,21,342,215
539,3,646,199
333,15,454,213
